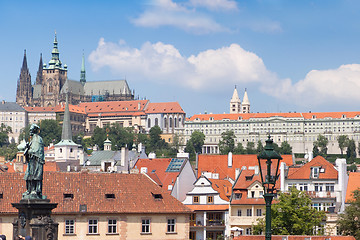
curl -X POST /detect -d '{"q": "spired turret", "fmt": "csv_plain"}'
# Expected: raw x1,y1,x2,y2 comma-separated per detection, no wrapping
16,50,33,107
242,88,250,113
230,85,241,114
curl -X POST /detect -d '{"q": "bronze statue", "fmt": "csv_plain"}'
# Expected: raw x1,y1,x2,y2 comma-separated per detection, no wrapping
18,124,45,199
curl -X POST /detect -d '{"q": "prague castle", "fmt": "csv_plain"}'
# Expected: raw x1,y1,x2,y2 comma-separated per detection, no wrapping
16,33,134,107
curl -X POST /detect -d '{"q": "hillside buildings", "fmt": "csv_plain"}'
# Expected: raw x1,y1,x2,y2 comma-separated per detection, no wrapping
16,33,134,108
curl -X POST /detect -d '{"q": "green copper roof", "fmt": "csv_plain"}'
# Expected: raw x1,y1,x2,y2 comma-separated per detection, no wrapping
45,32,66,71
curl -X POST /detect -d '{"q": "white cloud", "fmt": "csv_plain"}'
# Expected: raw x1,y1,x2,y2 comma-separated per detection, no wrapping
265,64,360,108
89,39,276,91
189,0,238,11
132,0,227,34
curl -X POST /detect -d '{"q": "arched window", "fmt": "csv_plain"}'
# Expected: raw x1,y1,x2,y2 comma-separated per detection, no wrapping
148,118,151,128
174,118,177,128
60,148,62,153
155,118,158,126
169,117,173,128
164,118,167,128
178,118,182,126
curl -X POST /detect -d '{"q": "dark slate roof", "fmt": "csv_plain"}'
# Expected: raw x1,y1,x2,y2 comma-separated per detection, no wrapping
0,102,25,112
84,80,131,95
87,151,118,166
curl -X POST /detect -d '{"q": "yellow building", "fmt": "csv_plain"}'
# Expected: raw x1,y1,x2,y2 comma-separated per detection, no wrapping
0,171,191,239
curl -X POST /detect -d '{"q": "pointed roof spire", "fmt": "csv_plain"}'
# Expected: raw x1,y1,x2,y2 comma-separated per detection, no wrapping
36,53,43,85
231,85,241,102
61,93,73,141
80,51,86,85
242,88,250,105
47,31,62,69
21,49,28,70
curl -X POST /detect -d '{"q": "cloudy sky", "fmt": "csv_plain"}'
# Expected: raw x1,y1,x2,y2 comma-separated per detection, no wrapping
1,0,360,116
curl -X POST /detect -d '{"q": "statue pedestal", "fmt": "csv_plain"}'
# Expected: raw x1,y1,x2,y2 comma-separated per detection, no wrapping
12,199,58,240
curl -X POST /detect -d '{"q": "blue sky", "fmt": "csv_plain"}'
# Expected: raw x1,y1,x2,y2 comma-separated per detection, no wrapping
1,0,360,116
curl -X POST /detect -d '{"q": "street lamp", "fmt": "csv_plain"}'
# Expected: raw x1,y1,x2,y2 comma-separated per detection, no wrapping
257,136,282,240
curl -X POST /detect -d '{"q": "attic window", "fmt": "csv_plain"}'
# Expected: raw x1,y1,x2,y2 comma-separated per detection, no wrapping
63,193,74,199
245,175,254,181
105,193,115,199
152,193,163,200
0,192,3,199
79,204,87,212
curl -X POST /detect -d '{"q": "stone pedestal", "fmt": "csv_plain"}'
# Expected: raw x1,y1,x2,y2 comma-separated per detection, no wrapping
12,199,58,240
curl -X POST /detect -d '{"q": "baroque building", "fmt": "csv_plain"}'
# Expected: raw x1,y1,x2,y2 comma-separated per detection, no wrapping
16,33,134,108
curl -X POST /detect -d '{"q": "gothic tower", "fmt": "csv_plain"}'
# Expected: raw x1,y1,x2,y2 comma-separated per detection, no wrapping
41,32,68,107
242,88,250,113
230,86,241,114
80,52,86,85
35,53,43,85
16,50,33,107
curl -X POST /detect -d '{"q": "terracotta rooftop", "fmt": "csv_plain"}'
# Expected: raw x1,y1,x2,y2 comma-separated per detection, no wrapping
287,156,338,180
145,102,185,114
187,111,360,121
345,172,360,203
134,158,180,192
0,172,192,214
79,100,149,114
197,154,293,180
210,179,232,201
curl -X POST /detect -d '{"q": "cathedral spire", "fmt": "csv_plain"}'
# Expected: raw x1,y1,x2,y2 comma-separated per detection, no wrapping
48,31,62,69
80,51,86,85
16,49,32,107
21,49,28,71
36,53,43,85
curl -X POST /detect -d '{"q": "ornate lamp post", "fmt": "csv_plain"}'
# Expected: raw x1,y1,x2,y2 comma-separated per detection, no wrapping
257,136,282,240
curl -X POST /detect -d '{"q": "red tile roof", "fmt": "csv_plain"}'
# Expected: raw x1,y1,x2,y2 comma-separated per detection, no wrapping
210,179,232,201
0,172,191,214
134,158,179,192
54,104,86,114
4,161,59,173
145,102,185,114
287,156,338,180
345,172,360,203
197,154,293,180
79,100,149,114
187,111,360,121
24,106,57,112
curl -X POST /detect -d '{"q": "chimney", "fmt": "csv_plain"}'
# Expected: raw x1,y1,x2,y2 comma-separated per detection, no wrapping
280,162,286,192
121,147,126,167
235,168,240,180
228,152,233,168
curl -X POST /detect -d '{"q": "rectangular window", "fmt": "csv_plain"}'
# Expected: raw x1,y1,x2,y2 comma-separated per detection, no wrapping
207,196,213,203
237,209,242,216
251,191,255,198
247,209,252,216
108,219,117,234
325,183,334,192
315,183,323,192
65,219,75,234
193,196,199,204
256,209,262,216
142,219,151,233
312,167,319,178
167,218,176,233
88,219,98,234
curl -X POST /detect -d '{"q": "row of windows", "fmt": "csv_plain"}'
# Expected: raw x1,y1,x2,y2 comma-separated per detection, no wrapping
287,183,335,192
237,208,262,217
65,218,177,235
193,195,214,204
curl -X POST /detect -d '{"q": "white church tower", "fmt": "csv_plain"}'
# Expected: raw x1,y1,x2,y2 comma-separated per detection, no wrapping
242,88,250,113
230,86,241,113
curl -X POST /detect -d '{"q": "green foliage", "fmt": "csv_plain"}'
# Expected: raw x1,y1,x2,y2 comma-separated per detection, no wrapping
256,140,264,154
0,123,11,147
253,188,326,235
147,125,168,153
185,131,205,161
39,120,62,146
346,139,357,164
218,130,235,154
233,142,245,154
313,134,328,158
337,135,349,156
246,141,256,154
338,189,360,240
91,126,106,150
347,164,357,172
0,142,18,161
279,141,292,154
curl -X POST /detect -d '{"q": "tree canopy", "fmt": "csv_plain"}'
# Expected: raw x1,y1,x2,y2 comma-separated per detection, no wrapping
313,134,328,158
185,130,205,161
338,189,360,240
337,135,349,156
253,187,326,235
218,130,235,154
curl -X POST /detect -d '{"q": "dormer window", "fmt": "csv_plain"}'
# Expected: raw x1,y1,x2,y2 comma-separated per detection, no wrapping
105,193,115,199
152,193,163,200
234,193,242,200
63,193,74,199
312,167,320,178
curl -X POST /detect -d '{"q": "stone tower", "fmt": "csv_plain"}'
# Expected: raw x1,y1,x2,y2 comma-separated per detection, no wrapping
242,88,250,113
230,86,241,114
41,32,68,107
16,50,33,107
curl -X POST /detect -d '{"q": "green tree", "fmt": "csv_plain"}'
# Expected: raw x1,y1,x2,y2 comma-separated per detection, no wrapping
39,120,62,146
256,140,264,154
91,126,106,150
147,125,168,154
0,143,18,161
0,123,11,147
253,187,326,235
346,139,357,164
108,124,135,150
279,141,292,154
246,141,256,154
313,134,328,158
171,133,183,153
184,131,205,161
218,130,235,154
338,189,360,240
234,142,245,154
337,135,349,156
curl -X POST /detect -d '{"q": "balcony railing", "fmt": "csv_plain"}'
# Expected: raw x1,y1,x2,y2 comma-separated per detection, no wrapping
206,219,224,226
